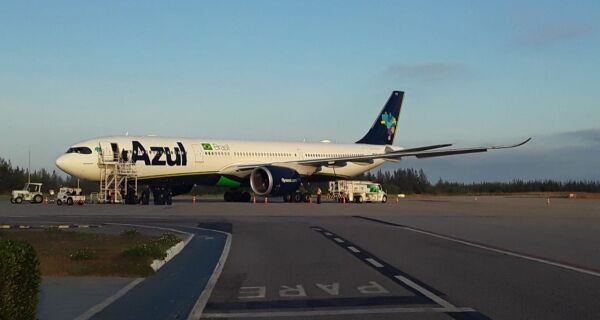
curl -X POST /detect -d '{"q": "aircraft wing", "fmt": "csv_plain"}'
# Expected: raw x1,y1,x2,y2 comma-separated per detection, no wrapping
292,138,531,167
220,138,531,174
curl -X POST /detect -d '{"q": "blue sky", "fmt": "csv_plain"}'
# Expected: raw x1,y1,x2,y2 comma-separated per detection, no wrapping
1,1,599,181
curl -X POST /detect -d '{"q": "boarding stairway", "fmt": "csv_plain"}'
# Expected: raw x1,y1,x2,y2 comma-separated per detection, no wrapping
98,148,138,204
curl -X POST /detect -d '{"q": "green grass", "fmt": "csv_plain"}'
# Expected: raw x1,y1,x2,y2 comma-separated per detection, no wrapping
0,229,182,277
122,233,180,260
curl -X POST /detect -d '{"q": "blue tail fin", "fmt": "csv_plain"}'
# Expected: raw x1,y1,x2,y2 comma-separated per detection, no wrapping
356,91,404,145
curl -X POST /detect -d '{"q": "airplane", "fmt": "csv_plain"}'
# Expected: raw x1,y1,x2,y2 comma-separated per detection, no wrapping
55,91,530,204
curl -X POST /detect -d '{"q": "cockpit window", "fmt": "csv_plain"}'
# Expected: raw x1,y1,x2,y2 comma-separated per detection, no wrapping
66,147,92,154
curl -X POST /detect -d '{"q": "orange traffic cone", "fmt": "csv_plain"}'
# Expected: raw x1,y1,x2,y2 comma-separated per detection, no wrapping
264,197,268,204
253,196,256,204
193,196,196,204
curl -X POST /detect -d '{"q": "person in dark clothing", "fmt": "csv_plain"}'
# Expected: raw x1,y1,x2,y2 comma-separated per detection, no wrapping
316,187,322,204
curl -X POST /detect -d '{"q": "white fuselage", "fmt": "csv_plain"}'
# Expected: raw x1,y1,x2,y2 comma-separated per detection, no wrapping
56,136,398,182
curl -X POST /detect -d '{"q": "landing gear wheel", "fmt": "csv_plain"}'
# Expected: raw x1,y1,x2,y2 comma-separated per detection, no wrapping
67,197,74,206
381,195,387,203
283,193,292,203
224,191,233,202
141,190,150,205
33,194,43,204
293,193,302,203
15,197,22,204
355,196,363,204
302,193,311,203
57,199,63,206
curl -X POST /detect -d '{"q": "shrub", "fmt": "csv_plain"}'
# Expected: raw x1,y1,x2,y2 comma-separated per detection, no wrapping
0,239,41,320
155,233,179,247
69,248,97,261
121,229,140,237
122,243,165,259
122,233,180,260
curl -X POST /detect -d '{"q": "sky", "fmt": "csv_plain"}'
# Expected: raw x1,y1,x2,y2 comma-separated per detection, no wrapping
1,0,599,182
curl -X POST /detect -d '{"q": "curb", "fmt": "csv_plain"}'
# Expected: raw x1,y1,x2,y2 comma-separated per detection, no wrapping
0,224,102,230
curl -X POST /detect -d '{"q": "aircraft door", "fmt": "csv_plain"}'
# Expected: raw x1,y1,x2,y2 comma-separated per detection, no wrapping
297,148,304,160
99,141,114,162
191,144,205,163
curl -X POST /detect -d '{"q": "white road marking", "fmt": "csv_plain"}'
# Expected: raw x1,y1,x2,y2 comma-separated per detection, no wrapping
188,228,232,320
315,283,340,296
74,278,144,320
347,246,360,253
396,223,600,278
333,237,344,243
324,232,333,236
365,258,384,268
201,307,476,318
394,275,455,309
75,223,196,320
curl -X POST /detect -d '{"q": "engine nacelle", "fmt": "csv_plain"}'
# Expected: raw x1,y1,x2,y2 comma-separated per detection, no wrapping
250,166,301,196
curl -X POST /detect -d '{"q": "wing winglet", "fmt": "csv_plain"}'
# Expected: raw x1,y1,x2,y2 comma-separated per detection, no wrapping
490,138,531,150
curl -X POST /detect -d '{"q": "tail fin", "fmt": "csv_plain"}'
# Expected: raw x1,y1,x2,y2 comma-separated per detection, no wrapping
356,91,404,145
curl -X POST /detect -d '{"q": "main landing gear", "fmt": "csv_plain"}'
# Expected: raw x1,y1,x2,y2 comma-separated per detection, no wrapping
224,189,251,202
144,187,172,205
283,192,311,203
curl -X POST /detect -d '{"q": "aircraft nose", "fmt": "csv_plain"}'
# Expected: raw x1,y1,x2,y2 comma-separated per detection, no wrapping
55,154,72,173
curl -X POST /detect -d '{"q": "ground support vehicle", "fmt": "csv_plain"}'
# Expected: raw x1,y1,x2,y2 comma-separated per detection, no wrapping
328,180,387,203
10,183,44,204
56,187,86,206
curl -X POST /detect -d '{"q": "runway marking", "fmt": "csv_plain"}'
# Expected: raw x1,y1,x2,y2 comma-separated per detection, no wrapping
74,278,144,320
324,232,332,236
333,237,344,243
366,258,384,268
311,226,443,297
310,226,489,319
202,306,476,318
206,295,428,311
394,275,454,309
355,216,600,278
187,225,233,320
75,223,196,320
347,246,360,253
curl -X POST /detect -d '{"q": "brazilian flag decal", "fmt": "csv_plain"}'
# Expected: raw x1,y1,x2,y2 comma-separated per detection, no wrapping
201,143,213,151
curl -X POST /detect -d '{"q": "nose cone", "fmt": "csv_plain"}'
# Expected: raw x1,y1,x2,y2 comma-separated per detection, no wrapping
55,152,100,181
55,154,72,174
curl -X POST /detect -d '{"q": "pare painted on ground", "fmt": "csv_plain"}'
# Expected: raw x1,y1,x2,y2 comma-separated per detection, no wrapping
238,281,389,299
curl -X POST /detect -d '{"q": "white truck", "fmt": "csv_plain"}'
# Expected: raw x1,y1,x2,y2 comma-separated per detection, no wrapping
56,187,86,206
328,180,387,203
10,183,44,204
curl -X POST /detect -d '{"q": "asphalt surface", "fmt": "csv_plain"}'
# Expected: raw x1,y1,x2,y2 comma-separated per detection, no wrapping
1,196,600,319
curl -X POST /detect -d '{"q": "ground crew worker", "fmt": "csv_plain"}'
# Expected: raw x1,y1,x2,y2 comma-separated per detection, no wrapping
316,187,322,204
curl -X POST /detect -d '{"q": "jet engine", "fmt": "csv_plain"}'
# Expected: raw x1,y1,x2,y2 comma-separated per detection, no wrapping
250,166,301,196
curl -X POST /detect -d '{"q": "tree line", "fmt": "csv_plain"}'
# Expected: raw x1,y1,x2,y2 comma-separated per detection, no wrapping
359,168,600,195
0,157,96,194
1,156,598,195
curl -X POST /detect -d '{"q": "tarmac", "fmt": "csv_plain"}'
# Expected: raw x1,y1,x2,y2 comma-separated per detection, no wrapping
1,196,600,319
